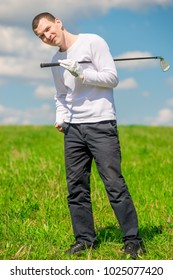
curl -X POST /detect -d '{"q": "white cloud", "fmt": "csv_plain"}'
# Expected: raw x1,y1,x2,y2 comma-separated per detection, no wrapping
34,85,56,99
0,103,55,124
0,104,5,113
148,108,173,125
108,0,173,11
0,56,49,80
1,0,172,26
0,25,57,80
146,98,173,125
117,77,137,90
0,26,33,55
115,51,158,70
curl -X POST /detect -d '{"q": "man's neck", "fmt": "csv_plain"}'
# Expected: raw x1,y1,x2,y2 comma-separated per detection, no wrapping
60,30,79,52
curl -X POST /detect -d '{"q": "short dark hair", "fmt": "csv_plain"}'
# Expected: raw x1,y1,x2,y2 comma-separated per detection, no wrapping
32,12,55,31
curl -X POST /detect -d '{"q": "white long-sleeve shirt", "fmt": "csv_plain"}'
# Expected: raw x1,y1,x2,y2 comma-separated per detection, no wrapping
51,33,119,123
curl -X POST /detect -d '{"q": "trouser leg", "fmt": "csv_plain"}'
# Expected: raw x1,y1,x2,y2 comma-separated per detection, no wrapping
84,121,142,244
64,124,97,245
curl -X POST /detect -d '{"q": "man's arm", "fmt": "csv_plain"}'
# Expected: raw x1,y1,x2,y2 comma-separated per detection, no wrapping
82,35,119,88
51,67,68,131
58,35,119,88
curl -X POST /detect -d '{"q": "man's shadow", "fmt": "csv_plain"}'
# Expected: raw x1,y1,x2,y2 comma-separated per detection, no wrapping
96,224,163,244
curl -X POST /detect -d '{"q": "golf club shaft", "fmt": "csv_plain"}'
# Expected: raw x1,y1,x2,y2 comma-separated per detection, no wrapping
40,56,161,68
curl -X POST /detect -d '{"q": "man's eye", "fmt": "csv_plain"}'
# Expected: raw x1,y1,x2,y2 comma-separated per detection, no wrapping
39,34,45,39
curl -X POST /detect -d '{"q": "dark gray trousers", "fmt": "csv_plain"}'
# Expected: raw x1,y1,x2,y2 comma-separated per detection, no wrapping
64,121,142,245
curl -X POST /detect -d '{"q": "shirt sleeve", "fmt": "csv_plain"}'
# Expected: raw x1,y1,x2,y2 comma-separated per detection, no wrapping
82,35,119,88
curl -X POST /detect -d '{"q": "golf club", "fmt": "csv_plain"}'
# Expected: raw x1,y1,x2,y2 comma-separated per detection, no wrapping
40,56,170,72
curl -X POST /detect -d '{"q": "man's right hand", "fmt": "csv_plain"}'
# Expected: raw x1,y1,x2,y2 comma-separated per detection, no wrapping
55,123,63,132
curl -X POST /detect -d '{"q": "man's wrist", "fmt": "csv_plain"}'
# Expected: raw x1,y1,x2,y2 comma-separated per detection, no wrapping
77,73,84,80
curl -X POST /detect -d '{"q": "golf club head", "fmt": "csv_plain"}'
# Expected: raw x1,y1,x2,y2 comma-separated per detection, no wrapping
159,57,170,72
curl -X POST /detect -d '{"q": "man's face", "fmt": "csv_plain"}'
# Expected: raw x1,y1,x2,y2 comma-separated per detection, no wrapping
34,18,63,47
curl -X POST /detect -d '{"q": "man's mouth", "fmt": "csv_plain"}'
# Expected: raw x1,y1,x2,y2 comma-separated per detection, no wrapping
50,36,56,43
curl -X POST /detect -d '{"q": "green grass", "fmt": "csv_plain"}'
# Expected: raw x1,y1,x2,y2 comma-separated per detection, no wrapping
0,125,172,260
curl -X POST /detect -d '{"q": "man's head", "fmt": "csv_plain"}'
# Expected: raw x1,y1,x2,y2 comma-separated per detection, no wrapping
32,12,64,47
32,12,55,32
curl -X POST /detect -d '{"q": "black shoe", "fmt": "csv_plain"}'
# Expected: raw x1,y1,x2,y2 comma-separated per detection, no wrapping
65,241,89,255
123,242,143,259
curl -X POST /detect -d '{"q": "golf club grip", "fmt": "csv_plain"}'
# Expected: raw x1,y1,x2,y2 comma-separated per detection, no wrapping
40,61,91,68
40,56,160,68
40,62,60,68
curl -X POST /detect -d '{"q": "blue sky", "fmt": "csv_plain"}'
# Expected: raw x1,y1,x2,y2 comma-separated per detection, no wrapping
0,0,173,125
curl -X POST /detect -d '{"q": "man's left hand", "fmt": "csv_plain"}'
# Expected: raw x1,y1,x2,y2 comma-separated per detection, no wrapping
58,59,84,79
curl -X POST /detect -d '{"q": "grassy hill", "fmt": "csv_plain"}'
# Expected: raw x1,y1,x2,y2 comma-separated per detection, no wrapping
0,125,172,260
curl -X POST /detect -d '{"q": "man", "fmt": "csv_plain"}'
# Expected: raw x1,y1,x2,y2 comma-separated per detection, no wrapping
32,12,143,259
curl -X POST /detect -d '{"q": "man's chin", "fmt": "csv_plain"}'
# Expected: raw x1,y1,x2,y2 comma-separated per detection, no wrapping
46,41,57,47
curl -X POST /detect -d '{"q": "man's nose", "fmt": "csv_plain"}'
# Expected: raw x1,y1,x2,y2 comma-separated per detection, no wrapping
44,32,50,40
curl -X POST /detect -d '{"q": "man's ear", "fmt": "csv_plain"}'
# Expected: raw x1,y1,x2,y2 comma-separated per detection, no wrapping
55,18,63,29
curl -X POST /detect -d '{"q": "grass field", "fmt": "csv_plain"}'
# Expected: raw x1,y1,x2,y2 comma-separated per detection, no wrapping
0,125,172,260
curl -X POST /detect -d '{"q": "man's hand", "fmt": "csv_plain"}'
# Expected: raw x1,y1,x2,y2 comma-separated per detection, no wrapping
55,122,63,132
55,116,65,132
58,59,84,79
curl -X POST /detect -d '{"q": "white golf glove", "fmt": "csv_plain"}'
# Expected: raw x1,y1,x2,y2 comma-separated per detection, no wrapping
58,59,84,79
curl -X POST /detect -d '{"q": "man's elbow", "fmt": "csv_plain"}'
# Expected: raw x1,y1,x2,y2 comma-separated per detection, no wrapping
109,73,119,88
113,76,119,88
